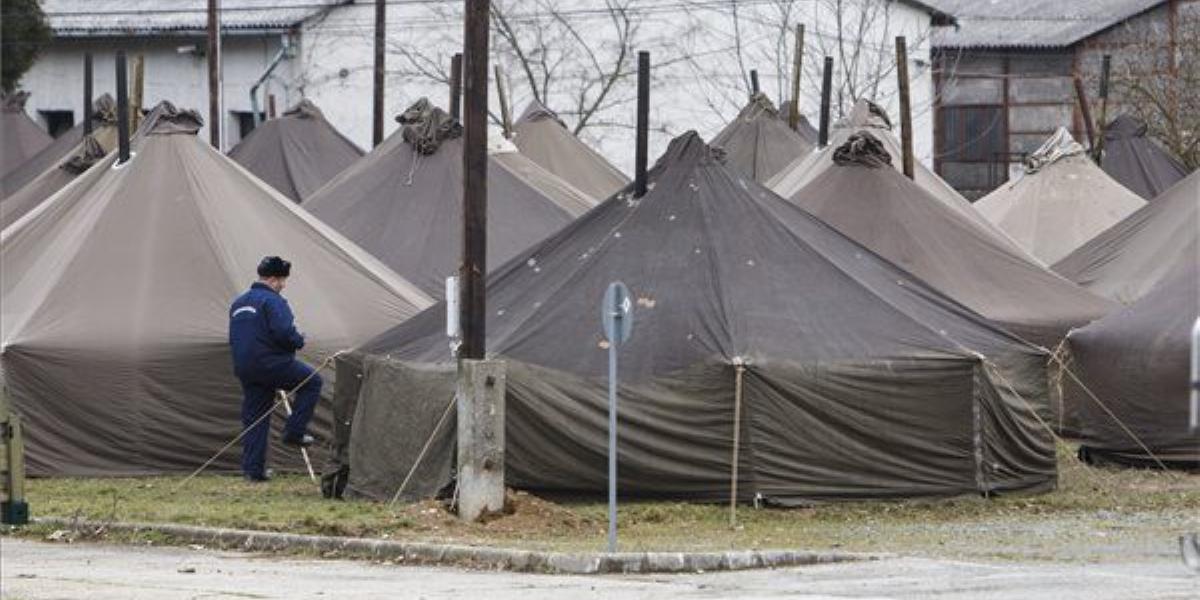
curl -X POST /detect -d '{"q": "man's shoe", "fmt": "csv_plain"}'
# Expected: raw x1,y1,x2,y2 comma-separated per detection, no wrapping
244,469,273,482
282,433,315,448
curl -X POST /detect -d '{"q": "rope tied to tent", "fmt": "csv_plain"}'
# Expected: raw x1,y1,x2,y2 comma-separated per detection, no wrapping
172,349,348,493
832,132,892,168
387,394,457,510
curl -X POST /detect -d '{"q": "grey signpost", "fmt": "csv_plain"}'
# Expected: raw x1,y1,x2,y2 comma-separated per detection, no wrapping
602,281,633,553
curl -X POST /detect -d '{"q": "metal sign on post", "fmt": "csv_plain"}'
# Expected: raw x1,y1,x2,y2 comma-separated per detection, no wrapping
601,281,633,553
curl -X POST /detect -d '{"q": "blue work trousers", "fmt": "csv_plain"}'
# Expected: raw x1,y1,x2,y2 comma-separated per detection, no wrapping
239,360,322,479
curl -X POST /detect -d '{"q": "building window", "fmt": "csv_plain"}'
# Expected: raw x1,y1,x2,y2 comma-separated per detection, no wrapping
39,110,75,138
938,106,1005,162
233,111,266,141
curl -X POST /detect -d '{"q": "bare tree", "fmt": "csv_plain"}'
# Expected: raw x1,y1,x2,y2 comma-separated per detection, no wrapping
1097,10,1200,168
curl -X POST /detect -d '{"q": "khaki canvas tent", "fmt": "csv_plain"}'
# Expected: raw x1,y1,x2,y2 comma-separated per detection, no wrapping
976,128,1146,265
229,100,363,203
1053,170,1199,304
512,101,629,201
710,93,814,184
304,99,596,297
1,95,118,199
1100,115,1189,201
0,92,52,178
768,100,1027,260
789,132,1115,349
0,95,124,230
0,103,431,476
1068,257,1198,469
341,132,1056,505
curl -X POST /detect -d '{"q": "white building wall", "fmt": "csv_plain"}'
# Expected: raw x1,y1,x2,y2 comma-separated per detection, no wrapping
18,1,938,171
18,35,288,150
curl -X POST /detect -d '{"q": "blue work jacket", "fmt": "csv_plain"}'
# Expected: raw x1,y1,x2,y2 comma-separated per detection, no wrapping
228,282,306,378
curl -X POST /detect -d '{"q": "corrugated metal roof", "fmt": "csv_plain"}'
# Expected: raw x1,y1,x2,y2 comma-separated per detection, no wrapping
926,0,1165,48
43,0,348,37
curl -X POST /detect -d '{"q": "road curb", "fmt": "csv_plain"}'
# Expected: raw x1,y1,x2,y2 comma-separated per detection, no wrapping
33,517,886,574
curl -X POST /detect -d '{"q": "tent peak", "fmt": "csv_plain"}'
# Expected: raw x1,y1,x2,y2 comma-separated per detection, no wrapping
741,92,780,118
283,98,325,120
142,101,204,135
655,130,725,170
1024,127,1084,173
832,132,892,169
60,135,107,174
516,99,566,128
1104,114,1148,140
2,91,32,112
845,99,892,131
396,98,462,156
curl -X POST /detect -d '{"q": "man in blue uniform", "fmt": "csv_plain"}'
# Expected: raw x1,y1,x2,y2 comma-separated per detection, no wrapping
228,256,321,482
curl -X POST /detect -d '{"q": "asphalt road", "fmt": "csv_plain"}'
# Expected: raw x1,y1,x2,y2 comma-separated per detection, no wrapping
2,538,1198,599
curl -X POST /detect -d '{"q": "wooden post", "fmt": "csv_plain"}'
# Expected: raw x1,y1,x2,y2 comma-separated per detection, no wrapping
749,69,760,96
115,51,131,163
1,387,28,526
634,51,650,198
895,36,914,180
818,56,833,148
460,0,489,362
450,53,463,121
1073,76,1096,150
495,64,512,139
268,93,277,119
130,54,145,131
1094,55,1112,161
207,0,220,149
83,53,93,135
372,0,386,147
789,24,804,131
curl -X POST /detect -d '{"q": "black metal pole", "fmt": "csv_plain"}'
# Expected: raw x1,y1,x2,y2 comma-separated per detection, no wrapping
749,69,760,96
818,56,833,148
459,0,490,360
207,0,220,149
634,51,650,198
115,51,131,163
450,53,463,120
372,0,386,147
83,53,93,135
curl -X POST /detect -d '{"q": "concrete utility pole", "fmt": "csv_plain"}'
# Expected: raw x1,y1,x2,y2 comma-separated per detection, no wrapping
450,53,463,120
372,0,386,147
634,51,650,198
207,0,220,148
818,56,833,148
895,36,914,180
788,24,804,132
82,53,93,136
456,0,505,524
